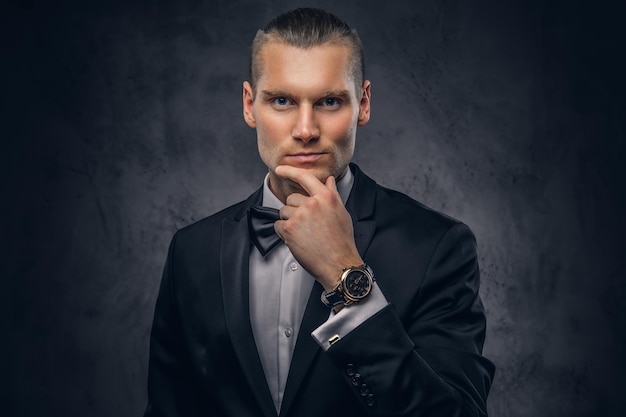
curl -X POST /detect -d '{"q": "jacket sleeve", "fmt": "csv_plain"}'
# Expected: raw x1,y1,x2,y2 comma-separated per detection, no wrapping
323,222,495,416
144,232,207,417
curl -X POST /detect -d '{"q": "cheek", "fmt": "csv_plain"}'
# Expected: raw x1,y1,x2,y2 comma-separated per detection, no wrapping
329,115,357,146
257,112,288,141
257,133,274,161
338,120,358,161
255,119,282,167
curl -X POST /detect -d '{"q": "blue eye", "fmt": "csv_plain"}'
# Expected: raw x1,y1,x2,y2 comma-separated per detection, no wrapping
321,97,341,107
272,97,289,106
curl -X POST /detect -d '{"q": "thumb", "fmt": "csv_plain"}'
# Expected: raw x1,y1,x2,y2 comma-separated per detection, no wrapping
325,175,338,194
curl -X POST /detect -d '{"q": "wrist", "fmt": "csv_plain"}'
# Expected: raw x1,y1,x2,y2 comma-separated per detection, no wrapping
332,304,345,314
320,256,364,292
320,264,375,309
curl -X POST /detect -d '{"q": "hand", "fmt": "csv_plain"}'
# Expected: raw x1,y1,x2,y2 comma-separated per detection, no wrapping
273,165,363,292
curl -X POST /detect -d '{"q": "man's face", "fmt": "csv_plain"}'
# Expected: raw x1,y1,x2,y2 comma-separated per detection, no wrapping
243,41,371,200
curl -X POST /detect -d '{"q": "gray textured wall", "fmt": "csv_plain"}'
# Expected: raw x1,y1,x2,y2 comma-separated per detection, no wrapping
3,0,625,416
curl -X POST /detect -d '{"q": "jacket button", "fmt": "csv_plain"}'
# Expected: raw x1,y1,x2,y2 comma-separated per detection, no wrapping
346,364,356,377
366,393,375,407
351,374,362,386
359,384,370,397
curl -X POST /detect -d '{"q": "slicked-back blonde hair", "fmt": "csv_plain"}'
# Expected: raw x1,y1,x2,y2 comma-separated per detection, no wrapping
249,8,364,92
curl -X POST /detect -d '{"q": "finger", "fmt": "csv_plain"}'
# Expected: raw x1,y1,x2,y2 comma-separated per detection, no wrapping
285,192,307,207
273,221,285,241
322,175,342,202
325,175,338,194
279,205,295,220
275,165,328,196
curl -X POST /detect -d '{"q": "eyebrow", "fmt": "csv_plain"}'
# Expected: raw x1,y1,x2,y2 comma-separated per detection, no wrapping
321,90,352,99
260,89,291,98
260,89,352,99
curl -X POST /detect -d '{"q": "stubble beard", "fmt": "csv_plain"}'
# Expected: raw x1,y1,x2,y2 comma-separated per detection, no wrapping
268,161,348,203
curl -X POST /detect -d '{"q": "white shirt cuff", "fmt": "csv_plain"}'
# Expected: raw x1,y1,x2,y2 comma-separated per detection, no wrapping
311,282,388,350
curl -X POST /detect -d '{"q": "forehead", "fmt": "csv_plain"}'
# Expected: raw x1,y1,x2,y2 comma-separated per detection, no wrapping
256,41,356,95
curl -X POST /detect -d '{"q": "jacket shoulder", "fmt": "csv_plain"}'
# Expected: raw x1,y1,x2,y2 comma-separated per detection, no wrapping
374,184,469,235
172,195,254,246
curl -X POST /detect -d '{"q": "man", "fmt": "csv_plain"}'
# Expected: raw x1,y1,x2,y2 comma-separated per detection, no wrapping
145,8,494,417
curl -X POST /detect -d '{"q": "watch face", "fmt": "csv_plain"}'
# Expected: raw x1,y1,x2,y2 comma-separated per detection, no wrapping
344,270,372,300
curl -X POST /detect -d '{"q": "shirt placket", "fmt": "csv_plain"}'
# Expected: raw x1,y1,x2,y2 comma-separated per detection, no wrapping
277,254,300,408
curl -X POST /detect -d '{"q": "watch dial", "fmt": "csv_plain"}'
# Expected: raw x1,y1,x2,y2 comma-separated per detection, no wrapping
346,271,371,298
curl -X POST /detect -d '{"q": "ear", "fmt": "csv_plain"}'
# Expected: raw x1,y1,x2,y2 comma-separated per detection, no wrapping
357,80,371,126
243,81,256,128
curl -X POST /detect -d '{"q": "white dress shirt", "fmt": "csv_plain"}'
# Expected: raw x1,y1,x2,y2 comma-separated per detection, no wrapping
249,168,388,413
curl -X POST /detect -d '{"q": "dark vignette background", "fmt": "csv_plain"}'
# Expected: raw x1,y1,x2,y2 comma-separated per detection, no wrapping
2,0,625,416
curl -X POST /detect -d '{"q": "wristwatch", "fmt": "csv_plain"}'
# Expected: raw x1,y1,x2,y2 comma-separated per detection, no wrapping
321,264,375,308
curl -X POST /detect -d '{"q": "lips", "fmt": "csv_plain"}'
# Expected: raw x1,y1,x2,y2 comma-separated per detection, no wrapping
285,153,326,163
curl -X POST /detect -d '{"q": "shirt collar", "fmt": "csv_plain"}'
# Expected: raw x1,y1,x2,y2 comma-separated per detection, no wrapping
262,166,354,210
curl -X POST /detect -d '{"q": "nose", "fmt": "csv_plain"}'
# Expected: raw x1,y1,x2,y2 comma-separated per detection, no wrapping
292,105,319,143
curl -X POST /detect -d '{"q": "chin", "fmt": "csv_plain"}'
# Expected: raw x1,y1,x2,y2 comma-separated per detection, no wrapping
310,167,335,183
287,163,332,179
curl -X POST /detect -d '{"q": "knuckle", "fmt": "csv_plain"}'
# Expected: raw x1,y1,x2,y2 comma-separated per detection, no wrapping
319,189,335,202
305,198,319,210
282,221,295,234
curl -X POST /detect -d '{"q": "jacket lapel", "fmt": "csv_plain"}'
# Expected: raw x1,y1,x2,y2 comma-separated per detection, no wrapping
220,188,278,417
347,163,377,257
278,164,378,416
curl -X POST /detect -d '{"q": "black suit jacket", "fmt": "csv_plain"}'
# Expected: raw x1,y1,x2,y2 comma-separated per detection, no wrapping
145,163,495,417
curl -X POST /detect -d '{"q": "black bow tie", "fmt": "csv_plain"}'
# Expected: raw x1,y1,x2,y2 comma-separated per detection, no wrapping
248,205,282,256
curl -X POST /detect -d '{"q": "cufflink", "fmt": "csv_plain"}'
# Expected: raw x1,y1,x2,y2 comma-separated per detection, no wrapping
328,334,341,346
